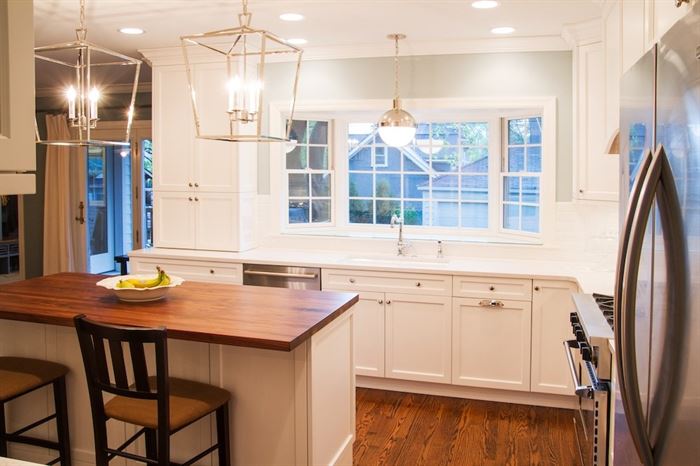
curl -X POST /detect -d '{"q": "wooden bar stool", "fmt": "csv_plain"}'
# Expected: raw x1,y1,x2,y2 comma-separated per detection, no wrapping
0,357,72,466
73,315,231,466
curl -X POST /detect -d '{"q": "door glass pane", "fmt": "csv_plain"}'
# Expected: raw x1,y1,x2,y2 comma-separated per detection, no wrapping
0,195,20,277
87,147,108,255
142,139,154,248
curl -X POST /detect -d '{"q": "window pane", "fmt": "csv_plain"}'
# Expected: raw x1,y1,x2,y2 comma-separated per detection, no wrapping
528,117,542,144
508,119,527,145
521,177,540,203
503,203,519,229
403,154,426,172
432,175,458,200
349,173,372,197
376,147,401,171
311,200,331,223
508,147,525,172
404,174,429,199
289,120,308,144
349,146,372,170
309,147,328,169
286,145,307,170
311,173,331,197
308,121,328,144
460,175,488,201
431,123,459,145
349,200,373,223
527,146,542,172
461,202,488,229
504,176,520,202
431,201,458,227
522,205,539,232
289,200,309,223
403,200,425,226
461,147,488,173
460,122,488,146
375,174,401,198
376,200,400,224
288,174,309,197
432,147,459,172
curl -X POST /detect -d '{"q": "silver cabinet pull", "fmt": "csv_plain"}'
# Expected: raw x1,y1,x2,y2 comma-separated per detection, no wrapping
478,299,504,308
243,270,318,279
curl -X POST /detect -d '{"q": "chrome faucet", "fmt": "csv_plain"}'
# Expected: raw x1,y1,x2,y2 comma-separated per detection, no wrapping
390,214,410,256
437,240,443,258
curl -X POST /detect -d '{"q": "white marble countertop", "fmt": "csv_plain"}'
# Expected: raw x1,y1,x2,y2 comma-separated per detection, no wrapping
130,247,615,295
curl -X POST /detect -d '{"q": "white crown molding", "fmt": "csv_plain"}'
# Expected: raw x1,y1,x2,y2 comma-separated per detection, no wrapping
35,82,152,98
140,35,570,67
561,19,602,47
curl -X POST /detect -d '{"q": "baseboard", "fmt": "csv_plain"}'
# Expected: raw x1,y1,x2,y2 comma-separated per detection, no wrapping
357,376,579,409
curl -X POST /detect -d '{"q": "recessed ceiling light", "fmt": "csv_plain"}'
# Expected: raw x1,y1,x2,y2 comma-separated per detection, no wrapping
286,38,308,45
472,1,499,9
491,26,515,34
119,27,144,35
280,13,304,21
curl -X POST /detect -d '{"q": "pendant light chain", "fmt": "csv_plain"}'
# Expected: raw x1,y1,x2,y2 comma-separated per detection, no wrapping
241,0,249,15
394,36,400,102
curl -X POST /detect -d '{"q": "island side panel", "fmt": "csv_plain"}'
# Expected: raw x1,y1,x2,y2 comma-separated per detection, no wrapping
308,309,355,466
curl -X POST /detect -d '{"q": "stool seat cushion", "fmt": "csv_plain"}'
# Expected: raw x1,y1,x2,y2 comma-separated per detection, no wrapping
104,376,230,431
0,357,69,402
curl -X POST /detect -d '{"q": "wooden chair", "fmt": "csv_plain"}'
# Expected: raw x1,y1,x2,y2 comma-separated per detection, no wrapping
0,357,71,465
73,315,231,466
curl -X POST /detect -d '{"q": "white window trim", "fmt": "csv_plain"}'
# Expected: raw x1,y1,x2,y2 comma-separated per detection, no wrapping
269,97,557,245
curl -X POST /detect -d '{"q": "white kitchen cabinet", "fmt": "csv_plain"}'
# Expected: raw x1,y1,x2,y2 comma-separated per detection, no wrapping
385,293,452,384
323,268,451,296
530,279,579,395
452,297,531,391
129,257,243,284
153,191,256,251
452,275,531,301
0,0,35,194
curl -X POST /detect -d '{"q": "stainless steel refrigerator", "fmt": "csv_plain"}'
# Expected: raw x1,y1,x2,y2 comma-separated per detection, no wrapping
615,4,699,465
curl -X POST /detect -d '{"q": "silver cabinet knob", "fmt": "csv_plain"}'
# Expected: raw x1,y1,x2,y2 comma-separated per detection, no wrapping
194,197,199,202
188,197,193,201
349,278,355,283
188,182,193,187
416,282,421,287
210,269,215,274
194,182,199,187
489,286,495,291
378,299,383,305
534,286,540,291
386,300,391,305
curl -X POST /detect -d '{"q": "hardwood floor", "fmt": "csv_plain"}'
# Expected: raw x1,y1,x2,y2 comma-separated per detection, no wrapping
354,388,579,466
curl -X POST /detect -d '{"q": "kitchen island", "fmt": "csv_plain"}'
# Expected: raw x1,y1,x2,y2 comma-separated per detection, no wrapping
0,273,358,466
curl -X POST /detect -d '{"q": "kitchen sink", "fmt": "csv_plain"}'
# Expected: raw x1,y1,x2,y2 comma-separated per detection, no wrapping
344,254,450,265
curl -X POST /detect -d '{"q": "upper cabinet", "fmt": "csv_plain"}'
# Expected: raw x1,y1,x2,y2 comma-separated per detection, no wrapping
0,0,36,195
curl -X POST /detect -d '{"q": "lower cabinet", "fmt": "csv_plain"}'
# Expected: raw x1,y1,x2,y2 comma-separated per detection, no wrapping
385,293,452,384
129,257,243,284
452,297,532,391
348,291,385,377
531,279,579,395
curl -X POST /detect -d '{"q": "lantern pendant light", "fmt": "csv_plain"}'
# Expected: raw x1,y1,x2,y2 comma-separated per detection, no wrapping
34,0,142,146
180,0,303,142
378,34,416,148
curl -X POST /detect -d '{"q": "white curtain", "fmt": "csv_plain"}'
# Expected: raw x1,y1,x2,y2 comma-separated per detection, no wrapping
42,114,87,274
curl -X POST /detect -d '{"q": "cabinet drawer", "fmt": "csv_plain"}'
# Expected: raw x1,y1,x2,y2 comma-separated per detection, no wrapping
452,275,532,301
322,269,451,296
130,258,242,285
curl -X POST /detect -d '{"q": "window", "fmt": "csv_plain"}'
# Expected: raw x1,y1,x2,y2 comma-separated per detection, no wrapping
502,116,542,234
348,122,489,227
286,119,333,224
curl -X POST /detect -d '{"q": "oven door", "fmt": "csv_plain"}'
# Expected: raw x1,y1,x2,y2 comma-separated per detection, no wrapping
565,340,610,466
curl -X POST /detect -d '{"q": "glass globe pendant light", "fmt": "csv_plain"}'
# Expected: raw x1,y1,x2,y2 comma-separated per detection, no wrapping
34,0,142,146
378,34,416,148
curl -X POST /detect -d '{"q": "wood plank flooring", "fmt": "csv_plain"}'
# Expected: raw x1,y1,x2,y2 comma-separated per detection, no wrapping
354,388,579,466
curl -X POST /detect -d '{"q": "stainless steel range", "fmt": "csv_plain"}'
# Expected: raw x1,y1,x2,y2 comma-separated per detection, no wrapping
567,293,614,466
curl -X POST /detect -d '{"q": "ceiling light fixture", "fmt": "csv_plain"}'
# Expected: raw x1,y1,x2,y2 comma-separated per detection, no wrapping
286,38,307,45
471,1,499,9
34,0,142,146
180,0,303,142
491,26,515,34
119,27,145,35
280,13,304,21
377,33,416,148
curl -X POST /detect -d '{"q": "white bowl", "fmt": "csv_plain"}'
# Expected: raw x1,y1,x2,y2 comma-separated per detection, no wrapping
96,274,185,303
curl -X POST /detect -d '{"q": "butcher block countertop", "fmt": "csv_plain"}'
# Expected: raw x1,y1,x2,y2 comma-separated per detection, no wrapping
0,273,358,351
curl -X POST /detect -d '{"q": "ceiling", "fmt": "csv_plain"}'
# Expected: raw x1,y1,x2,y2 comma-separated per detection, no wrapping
34,0,602,83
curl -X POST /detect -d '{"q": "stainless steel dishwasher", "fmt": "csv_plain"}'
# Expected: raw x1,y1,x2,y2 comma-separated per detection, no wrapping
242,263,321,290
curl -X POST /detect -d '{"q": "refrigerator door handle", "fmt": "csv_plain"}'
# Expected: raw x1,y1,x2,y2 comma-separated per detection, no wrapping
619,145,689,465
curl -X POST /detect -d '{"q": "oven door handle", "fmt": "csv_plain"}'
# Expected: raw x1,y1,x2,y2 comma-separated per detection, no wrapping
563,340,594,399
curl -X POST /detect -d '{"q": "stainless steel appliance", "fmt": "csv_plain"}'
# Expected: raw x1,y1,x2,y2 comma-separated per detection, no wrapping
613,4,699,465
242,263,322,290
567,293,614,466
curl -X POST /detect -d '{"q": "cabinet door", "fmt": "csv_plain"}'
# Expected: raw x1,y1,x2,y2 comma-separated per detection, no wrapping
153,191,195,249
531,279,579,395
327,290,385,377
153,66,194,192
385,293,451,384
194,193,238,251
452,297,531,391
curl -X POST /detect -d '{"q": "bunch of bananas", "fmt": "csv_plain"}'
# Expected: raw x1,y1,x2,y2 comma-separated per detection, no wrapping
115,267,171,289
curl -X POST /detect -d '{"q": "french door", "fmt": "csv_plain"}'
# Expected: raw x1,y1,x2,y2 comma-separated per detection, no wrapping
86,146,116,273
